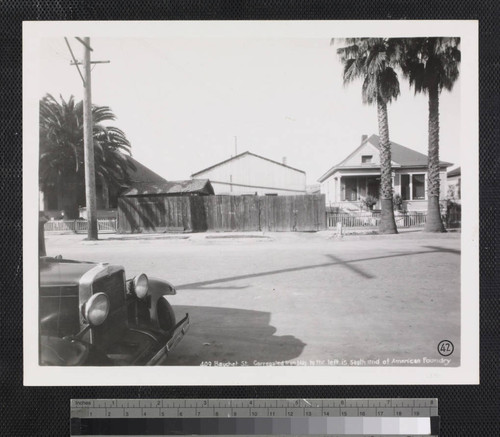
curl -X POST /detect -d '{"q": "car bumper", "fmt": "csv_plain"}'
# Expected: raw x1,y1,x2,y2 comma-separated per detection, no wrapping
147,313,190,365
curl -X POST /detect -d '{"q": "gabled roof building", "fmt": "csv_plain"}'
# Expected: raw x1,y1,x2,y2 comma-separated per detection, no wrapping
318,134,453,211
191,151,306,196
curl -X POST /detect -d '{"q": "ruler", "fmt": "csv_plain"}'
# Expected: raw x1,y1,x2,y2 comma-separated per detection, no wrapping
70,398,439,436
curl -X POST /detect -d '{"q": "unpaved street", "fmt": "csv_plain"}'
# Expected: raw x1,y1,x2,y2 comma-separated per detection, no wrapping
45,231,461,367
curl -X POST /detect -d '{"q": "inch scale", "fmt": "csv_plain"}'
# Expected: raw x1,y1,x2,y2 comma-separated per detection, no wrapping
71,398,439,436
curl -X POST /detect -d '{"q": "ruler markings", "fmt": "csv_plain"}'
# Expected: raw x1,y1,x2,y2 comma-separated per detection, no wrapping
72,399,438,418
71,398,439,436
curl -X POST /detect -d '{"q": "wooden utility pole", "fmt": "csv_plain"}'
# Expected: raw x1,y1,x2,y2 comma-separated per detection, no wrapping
82,37,98,240
65,36,109,240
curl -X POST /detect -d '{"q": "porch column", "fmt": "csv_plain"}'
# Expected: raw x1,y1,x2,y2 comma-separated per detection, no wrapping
337,176,342,202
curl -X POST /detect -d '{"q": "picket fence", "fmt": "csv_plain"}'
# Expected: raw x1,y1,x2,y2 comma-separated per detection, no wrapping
44,219,117,233
326,211,460,229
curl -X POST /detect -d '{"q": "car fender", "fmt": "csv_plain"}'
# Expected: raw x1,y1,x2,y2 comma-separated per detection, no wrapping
147,277,177,330
148,277,176,296
40,336,111,366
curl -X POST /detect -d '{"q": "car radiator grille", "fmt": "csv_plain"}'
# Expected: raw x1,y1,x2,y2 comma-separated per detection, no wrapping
90,271,128,347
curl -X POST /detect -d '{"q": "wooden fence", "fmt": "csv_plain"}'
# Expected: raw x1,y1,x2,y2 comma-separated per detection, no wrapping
117,194,326,233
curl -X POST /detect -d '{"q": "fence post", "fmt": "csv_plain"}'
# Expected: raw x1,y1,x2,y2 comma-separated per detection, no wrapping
39,215,47,256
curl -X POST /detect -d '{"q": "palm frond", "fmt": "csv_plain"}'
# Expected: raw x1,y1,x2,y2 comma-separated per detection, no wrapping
39,94,134,192
377,67,400,103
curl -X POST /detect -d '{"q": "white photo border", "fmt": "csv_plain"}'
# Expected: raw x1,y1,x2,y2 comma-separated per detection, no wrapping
23,20,479,386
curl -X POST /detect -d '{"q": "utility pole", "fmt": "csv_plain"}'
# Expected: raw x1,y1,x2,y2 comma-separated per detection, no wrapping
82,37,98,240
65,37,109,240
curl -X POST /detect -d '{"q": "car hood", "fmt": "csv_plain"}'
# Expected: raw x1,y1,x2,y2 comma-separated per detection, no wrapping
40,257,101,286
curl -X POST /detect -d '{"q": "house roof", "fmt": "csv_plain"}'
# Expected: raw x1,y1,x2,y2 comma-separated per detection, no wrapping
318,134,453,182
122,179,214,196
447,166,461,177
126,156,168,184
191,151,305,177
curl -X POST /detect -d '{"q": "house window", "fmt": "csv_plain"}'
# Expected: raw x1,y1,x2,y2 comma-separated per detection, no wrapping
401,173,426,200
361,155,373,164
401,174,410,200
412,174,425,199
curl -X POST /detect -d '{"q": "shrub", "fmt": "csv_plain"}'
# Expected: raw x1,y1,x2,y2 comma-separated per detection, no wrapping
362,195,378,210
393,193,403,211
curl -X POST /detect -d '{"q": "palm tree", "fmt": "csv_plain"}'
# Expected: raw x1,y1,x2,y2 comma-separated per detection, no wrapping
336,38,402,233
401,37,461,232
39,94,135,218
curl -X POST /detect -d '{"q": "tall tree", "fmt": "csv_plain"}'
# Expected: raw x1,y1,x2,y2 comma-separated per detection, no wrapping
401,37,461,232
39,94,135,218
336,38,402,233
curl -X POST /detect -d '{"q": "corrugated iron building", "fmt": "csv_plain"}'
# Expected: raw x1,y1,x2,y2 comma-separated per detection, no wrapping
191,151,306,196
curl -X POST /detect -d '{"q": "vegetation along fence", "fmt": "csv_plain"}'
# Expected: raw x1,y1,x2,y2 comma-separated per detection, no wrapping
44,219,117,233
326,210,461,229
117,194,326,233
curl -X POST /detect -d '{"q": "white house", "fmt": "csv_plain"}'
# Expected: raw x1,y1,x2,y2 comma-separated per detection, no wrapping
191,151,306,195
318,134,453,212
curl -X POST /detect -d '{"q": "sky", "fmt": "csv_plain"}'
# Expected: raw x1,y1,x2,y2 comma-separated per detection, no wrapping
39,37,461,185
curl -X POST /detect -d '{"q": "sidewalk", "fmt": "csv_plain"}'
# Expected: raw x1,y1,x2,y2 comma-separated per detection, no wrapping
45,227,460,246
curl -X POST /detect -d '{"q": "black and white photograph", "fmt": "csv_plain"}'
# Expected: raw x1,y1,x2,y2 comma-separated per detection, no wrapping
23,20,479,385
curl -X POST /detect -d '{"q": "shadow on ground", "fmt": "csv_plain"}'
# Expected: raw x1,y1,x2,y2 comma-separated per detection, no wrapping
175,245,460,290
165,305,306,366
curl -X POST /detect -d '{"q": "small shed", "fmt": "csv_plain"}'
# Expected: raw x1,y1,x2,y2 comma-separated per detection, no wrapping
117,179,214,233
121,179,214,197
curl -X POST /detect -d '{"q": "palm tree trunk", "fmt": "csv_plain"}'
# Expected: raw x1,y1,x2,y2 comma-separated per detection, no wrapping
377,99,398,234
424,83,446,232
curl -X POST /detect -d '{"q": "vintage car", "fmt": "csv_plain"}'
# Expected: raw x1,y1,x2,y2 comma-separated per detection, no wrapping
39,219,189,366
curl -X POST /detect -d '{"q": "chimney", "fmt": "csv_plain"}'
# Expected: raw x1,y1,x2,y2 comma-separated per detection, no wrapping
282,157,287,165
361,134,368,143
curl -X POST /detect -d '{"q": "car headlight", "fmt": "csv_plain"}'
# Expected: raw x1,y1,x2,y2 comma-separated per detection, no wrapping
83,292,110,326
132,273,149,299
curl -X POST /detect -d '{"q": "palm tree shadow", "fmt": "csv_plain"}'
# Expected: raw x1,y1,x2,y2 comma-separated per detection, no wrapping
422,245,461,255
165,305,306,366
